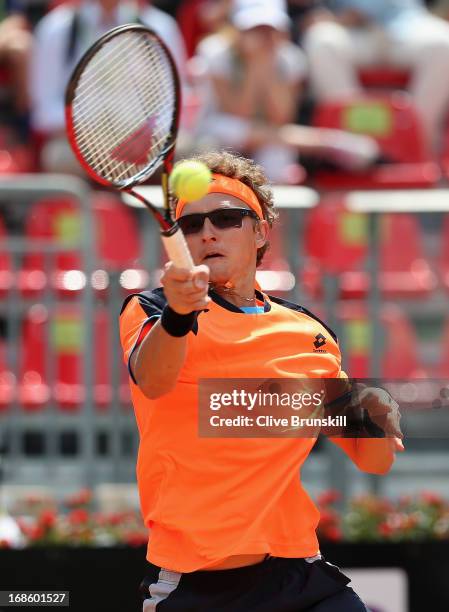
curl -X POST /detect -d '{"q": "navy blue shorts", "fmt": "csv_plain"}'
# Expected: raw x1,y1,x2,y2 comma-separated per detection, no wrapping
139,556,369,611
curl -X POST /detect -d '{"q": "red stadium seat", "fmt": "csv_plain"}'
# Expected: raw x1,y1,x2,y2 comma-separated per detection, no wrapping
177,0,208,58
303,195,436,299
19,197,83,297
19,305,115,411
339,303,425,378
0,124,35,174
120,360,132,407
92,192,147,295
92,192,142,270
52,305,113,410
438,316,449,378
0,214,14,296
438,214,449,292
438,120,449,181
0,147,29,174
303,196,367,273
374,213,436,298
18,305,51,410
312,93,440,189
52,306,87,409
19,193,144,297
0,340,15,409
357,67,410,89
93,306,112,408
301,195,366,298
0,63,11,88
256,212,294,294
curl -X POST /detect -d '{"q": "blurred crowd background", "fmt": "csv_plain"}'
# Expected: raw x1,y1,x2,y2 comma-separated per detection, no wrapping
1,2,449,589
3,0,449,178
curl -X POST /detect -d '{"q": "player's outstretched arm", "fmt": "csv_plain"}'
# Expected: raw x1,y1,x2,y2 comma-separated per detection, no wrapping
132,263,210,399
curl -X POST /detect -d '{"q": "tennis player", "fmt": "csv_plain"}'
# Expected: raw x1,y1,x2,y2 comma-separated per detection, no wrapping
119,150,404,611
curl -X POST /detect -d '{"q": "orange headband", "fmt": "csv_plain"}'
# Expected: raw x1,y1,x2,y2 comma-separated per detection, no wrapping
175,173,264,220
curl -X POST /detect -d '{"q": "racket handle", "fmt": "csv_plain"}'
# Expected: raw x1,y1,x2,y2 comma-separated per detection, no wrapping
161,226,194,270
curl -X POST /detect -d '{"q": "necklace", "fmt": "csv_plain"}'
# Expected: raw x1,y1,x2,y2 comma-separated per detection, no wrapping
210,283,257,303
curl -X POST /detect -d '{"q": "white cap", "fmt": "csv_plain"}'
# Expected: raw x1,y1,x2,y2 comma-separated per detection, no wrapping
232,0,291,32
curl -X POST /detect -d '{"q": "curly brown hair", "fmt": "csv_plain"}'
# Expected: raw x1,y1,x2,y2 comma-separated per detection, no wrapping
172,151,278,266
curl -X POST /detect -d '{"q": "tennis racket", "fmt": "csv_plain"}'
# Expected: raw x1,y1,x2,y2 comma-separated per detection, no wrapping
65,23,194,270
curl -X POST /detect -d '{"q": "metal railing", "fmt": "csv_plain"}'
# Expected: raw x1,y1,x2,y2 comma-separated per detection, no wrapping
0,176,448,507
0,176,106,490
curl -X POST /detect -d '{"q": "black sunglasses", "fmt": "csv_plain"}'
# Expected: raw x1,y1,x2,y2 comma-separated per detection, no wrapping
177,208,259,236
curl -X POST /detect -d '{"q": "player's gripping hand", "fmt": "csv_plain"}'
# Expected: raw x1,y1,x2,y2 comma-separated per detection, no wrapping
353,383,404,452
161,262,211,315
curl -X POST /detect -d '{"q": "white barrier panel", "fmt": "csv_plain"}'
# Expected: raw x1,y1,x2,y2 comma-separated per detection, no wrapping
343,568,408,612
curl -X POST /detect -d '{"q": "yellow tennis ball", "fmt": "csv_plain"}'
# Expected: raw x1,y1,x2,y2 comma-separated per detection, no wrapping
170,161,212,202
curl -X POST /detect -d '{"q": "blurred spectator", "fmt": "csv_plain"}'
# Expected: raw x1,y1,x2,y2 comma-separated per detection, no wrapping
302,0,449,150
431,0,449,18
192,0,379,183
287,0,332,41
193,0,307,182
30,0,187,173
21,0,53,28
151,0,181,17
0,1,32,117
177,0,232,58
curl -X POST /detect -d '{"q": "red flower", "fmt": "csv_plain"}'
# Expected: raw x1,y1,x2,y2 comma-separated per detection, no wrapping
378,522,394,537
107,511,139,526
405,514,419,529
107,512,127,526
324,526,342,541
318,505,342,541
64,489,92,508
32,525,45,540
17,518,30,532
123,531,148,547
23,495,46,506
39,510,57,530
319,509,339,526
421,492,444,506
68,509,89,525
93,513,109,527
398,495,412,507
317,490,341,507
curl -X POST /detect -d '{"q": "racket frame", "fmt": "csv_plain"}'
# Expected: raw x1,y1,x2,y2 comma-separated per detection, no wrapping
65,23,181,230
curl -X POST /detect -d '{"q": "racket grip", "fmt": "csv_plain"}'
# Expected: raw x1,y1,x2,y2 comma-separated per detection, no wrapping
161,226,194,270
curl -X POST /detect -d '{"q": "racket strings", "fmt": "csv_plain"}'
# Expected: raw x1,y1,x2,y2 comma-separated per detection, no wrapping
74,36,172,155
75,44,169,145
71,31,176,185
75,48,171,179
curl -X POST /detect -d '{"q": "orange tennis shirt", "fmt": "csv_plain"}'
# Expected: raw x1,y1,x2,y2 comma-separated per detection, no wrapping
119,288,343,573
